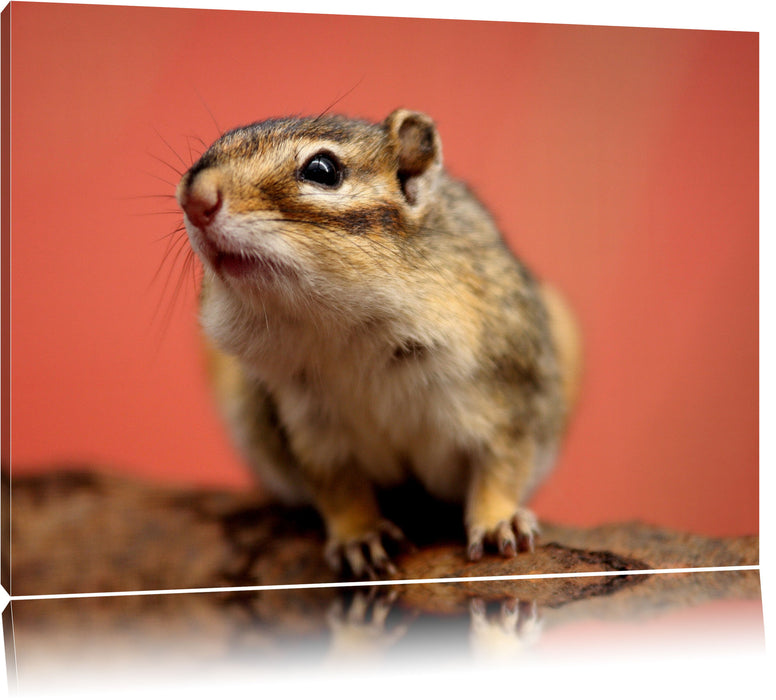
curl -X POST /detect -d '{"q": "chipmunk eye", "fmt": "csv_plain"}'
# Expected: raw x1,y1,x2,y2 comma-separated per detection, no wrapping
300,152,343,188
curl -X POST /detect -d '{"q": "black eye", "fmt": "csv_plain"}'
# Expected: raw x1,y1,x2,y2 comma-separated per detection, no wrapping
300,152,343,188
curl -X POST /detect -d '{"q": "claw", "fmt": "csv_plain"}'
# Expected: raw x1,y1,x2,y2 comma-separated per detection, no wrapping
324,541,345,573
379,520,406,543
517,531,535,553
344,542,371,579
325,520,405,578
366,534,396,576
467,527,485,561
497,521,517,556
467,507,539,560
468,542,484,561
513,510,538,552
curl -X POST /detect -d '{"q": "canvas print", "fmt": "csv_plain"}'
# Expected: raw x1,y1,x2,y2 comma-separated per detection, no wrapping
0,2,765,693
1,2,758,604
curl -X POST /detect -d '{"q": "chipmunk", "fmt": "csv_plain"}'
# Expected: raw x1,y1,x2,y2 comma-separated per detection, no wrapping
176,109,582,578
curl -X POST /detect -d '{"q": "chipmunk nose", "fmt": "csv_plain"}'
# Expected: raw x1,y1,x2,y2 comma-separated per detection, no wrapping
177,168,223,229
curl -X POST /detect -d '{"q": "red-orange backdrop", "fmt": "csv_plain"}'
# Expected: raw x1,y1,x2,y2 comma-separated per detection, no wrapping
6,3,758,536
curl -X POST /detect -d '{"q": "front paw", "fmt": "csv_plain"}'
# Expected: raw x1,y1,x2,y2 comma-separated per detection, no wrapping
324,519,406,579
466,507,539,561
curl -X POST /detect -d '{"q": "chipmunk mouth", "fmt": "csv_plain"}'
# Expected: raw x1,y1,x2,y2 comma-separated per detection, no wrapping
212,247,296,283
184,217,297,283
215,250,261,277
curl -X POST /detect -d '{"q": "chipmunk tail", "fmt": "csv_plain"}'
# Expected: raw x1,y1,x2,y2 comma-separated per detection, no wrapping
540,283,584,413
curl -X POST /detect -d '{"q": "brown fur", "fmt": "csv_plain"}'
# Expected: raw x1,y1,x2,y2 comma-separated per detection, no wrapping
177,109,582,577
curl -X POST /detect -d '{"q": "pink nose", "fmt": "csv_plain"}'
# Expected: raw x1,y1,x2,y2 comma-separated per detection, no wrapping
178,169,223,229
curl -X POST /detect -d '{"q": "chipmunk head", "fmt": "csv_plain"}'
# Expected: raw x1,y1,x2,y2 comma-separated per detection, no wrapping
176,110,443,297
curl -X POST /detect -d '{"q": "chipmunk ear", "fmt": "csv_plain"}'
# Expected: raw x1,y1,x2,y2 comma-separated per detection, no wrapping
384,110,443,205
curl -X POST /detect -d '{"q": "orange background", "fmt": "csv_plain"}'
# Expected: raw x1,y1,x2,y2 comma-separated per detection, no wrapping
7,3,758,535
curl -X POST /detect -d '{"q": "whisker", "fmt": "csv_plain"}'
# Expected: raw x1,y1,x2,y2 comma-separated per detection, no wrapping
143,170,179,189
187,133,209,150
150,226,189,289
154,237,194,325
149,247,199,354
186,138,204,159
185,138,195,167
119,193,178,201
189,247,202,290
130,210,184,217
155,223,187,243
195,88,223,137
152,126,189,171
314,76,365,120
147,150,184,177
168,248,196,314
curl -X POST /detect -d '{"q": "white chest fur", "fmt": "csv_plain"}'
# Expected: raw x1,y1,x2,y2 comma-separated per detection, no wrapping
202,281,482,502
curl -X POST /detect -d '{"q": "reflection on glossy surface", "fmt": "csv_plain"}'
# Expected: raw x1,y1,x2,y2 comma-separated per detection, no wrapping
4,570,763,696
10,469,759,596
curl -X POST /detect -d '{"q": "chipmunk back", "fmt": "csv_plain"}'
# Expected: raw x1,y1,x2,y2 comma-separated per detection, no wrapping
176,109,582,577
